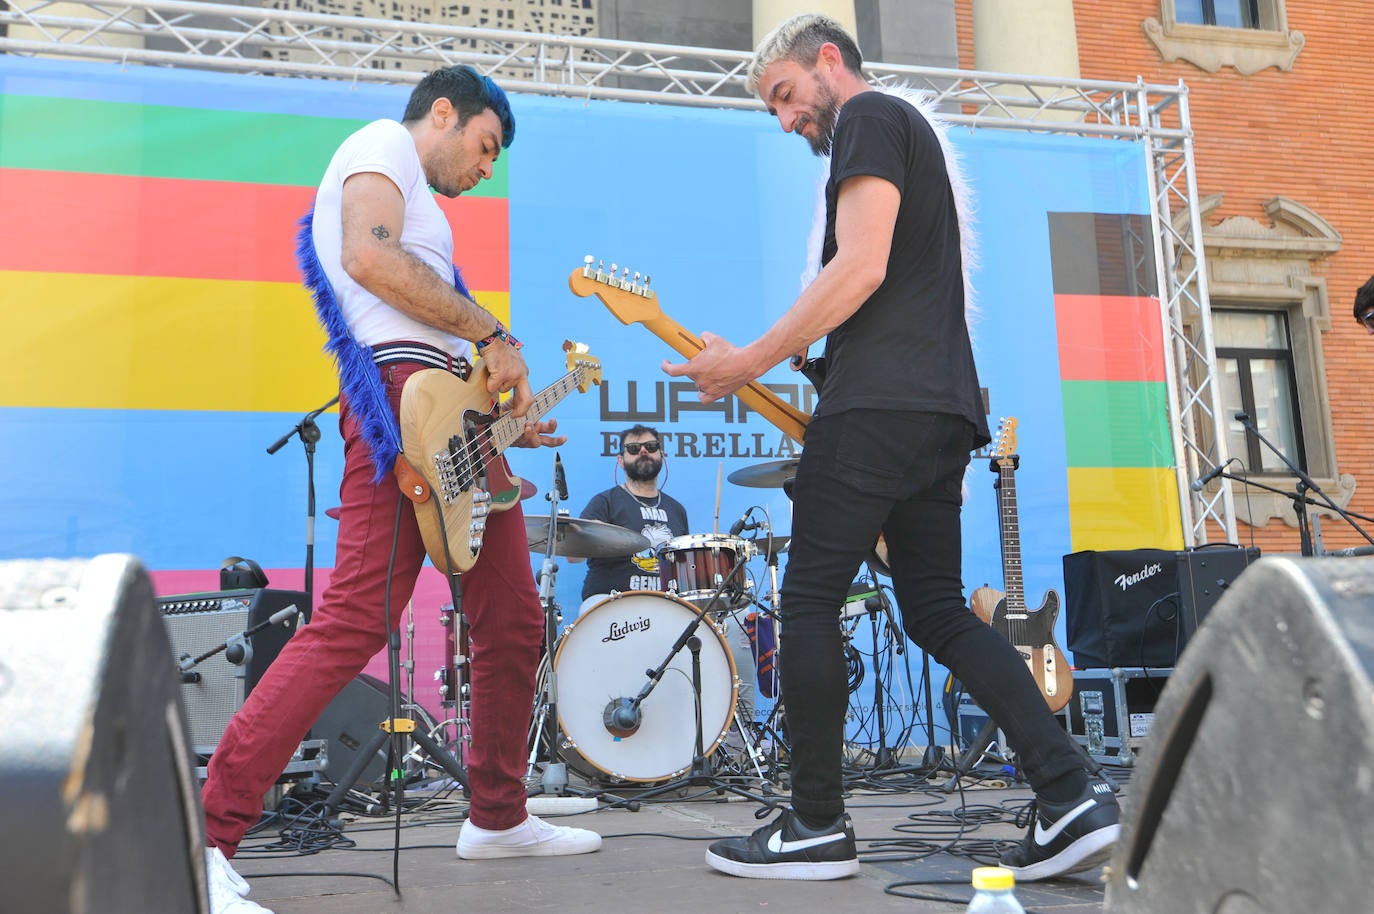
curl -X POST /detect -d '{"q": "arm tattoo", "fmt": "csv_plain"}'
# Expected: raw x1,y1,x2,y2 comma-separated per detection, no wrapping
371,224,391,241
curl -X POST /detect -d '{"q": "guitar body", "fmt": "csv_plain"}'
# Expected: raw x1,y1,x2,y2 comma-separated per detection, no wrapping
400,367,510,576
989,588,1073,713
969,583,1002,627
397,343,603,576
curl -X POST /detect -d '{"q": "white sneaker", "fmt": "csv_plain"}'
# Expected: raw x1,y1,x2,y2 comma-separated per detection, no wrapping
206,846,275,914
457,814,602,859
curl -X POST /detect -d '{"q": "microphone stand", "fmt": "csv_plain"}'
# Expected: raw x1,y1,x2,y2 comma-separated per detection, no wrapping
266,396,338,613
1232,412,1374,556
600,562,773,809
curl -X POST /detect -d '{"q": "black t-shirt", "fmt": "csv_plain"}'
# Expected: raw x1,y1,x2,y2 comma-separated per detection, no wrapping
817,90,991,448
579,486,689,600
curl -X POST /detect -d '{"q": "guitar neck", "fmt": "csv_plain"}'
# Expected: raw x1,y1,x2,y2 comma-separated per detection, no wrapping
997,464,1026,613
639,315,810,445
489,367,584,452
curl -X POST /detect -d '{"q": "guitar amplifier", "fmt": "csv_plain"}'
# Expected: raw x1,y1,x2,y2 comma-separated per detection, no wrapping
159,588,308,753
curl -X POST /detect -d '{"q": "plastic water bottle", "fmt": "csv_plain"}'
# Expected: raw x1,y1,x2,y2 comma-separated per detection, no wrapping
965,866,1025,913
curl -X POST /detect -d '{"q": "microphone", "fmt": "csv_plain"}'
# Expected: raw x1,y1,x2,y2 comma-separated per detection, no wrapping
554,452,569,501
602,697,641,738
729,511,756,537
267,604,300,626
1190,458,1236,492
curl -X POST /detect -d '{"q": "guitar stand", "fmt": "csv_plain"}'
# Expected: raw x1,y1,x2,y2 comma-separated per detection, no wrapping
941,716,1015,793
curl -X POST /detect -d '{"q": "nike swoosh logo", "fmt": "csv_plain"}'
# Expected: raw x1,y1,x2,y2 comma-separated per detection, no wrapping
766,830,846,854
1033,798,1097,846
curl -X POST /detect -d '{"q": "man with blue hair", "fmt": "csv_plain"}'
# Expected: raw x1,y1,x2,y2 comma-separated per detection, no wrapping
201,66,599,914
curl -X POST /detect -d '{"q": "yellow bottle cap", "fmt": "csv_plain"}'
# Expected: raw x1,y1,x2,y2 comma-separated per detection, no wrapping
971,866,1015,891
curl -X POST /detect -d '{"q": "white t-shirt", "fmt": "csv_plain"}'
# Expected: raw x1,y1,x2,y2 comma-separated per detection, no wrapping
310,118,473,359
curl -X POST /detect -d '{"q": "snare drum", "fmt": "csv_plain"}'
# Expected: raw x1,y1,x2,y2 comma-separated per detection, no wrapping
552,591,739,783
658,533,754,608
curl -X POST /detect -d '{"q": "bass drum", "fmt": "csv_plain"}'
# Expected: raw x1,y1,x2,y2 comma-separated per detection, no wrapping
553,591,738,783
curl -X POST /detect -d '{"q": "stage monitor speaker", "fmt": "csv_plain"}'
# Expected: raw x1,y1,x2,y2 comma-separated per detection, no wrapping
311,673,396,788
1063,548,1181,668
160,588,308,753
0,555,207,914
1105,557,1374,913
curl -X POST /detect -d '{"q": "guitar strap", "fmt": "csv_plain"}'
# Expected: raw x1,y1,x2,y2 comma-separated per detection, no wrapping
295,206,475,483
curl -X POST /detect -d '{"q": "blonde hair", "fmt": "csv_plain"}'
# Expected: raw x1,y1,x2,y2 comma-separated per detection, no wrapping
746,13,864,95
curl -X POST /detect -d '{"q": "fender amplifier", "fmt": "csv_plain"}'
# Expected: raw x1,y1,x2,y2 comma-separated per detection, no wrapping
160,588,309,753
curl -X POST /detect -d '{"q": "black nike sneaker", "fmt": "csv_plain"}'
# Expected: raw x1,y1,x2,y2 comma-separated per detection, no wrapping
1001,778,1121,881
705,808,860,880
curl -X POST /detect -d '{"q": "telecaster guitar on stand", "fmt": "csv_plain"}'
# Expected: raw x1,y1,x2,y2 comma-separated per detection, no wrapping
983,417,1073,712
397,340,602,575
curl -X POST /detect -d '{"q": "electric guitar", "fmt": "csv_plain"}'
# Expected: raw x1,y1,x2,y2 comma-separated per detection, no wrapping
567,257,906,567
567,257,809,444
397,340,602,575
985,418,1073,712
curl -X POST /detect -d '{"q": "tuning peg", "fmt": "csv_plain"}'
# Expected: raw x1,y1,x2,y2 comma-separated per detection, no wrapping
595,259,606,282
582,254,595,277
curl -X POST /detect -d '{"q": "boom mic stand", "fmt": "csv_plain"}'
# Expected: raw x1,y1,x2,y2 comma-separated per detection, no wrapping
601,562,773,808
266,395,339,611
1226,412,1374,556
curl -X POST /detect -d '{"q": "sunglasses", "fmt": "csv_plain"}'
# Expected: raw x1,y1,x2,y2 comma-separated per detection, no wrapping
1360,308,1374,331
622,441,661,456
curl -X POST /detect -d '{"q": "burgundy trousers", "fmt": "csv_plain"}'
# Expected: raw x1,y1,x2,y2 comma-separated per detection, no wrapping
203,361,544,855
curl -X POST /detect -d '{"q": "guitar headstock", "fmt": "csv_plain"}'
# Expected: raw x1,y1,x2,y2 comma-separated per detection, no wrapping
561,339,603,392
992,416,1019,469
568,255,664,326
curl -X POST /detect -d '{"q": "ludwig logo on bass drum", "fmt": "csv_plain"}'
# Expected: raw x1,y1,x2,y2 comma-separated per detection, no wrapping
602,616,651,642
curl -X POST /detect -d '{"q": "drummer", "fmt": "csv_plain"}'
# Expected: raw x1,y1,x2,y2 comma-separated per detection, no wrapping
576,425,756,729
576,425,687,605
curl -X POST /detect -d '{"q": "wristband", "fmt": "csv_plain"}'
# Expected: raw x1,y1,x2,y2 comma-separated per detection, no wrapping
475,322,522,354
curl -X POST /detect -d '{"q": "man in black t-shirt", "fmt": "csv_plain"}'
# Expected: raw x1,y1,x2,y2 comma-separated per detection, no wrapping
665,13,1119,883
578,425,689,604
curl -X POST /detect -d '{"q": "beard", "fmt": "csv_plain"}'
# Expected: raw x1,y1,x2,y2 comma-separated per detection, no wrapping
624,455,662,483
798,80,841,157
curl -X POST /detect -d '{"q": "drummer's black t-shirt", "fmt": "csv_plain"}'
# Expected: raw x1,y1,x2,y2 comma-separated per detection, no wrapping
579,486,689,601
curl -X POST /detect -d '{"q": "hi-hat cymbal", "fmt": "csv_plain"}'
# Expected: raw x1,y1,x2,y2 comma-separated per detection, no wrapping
727,458,800,489
525,514,650,559
745,533,790,559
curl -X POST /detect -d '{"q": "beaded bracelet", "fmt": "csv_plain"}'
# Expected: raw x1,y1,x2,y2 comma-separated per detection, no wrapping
475,321,522,354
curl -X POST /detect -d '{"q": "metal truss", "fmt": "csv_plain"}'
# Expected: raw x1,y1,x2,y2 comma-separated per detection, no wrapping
0,0,1233,543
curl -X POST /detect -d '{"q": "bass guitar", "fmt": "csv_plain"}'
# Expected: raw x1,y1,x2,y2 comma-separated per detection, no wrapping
985,417,1073,712
397,340,602,575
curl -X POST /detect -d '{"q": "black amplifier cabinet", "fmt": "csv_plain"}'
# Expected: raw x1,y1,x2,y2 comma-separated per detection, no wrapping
159,588,308,753
1066,667,1171,765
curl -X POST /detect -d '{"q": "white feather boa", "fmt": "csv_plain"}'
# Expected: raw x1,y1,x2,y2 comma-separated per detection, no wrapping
799,85,979,333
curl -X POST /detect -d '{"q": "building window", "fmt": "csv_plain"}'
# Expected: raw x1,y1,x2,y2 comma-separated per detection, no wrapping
1144,0,1302,74
1174,0,1261,29
1213,310,1305,474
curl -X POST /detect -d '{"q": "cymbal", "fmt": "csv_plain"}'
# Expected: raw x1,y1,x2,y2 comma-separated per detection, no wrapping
745,534,790,558
525,514,650,559
727,458,800,488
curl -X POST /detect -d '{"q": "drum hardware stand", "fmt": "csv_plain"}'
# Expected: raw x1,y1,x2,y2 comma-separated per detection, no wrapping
265,395,338,613
600,563,773,808
526,453,602,801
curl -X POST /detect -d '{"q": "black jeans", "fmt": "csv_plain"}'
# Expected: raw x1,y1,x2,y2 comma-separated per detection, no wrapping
779,409,1083,822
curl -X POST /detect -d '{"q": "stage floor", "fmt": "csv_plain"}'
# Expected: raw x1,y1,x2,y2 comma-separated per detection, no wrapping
229,772,1117,913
